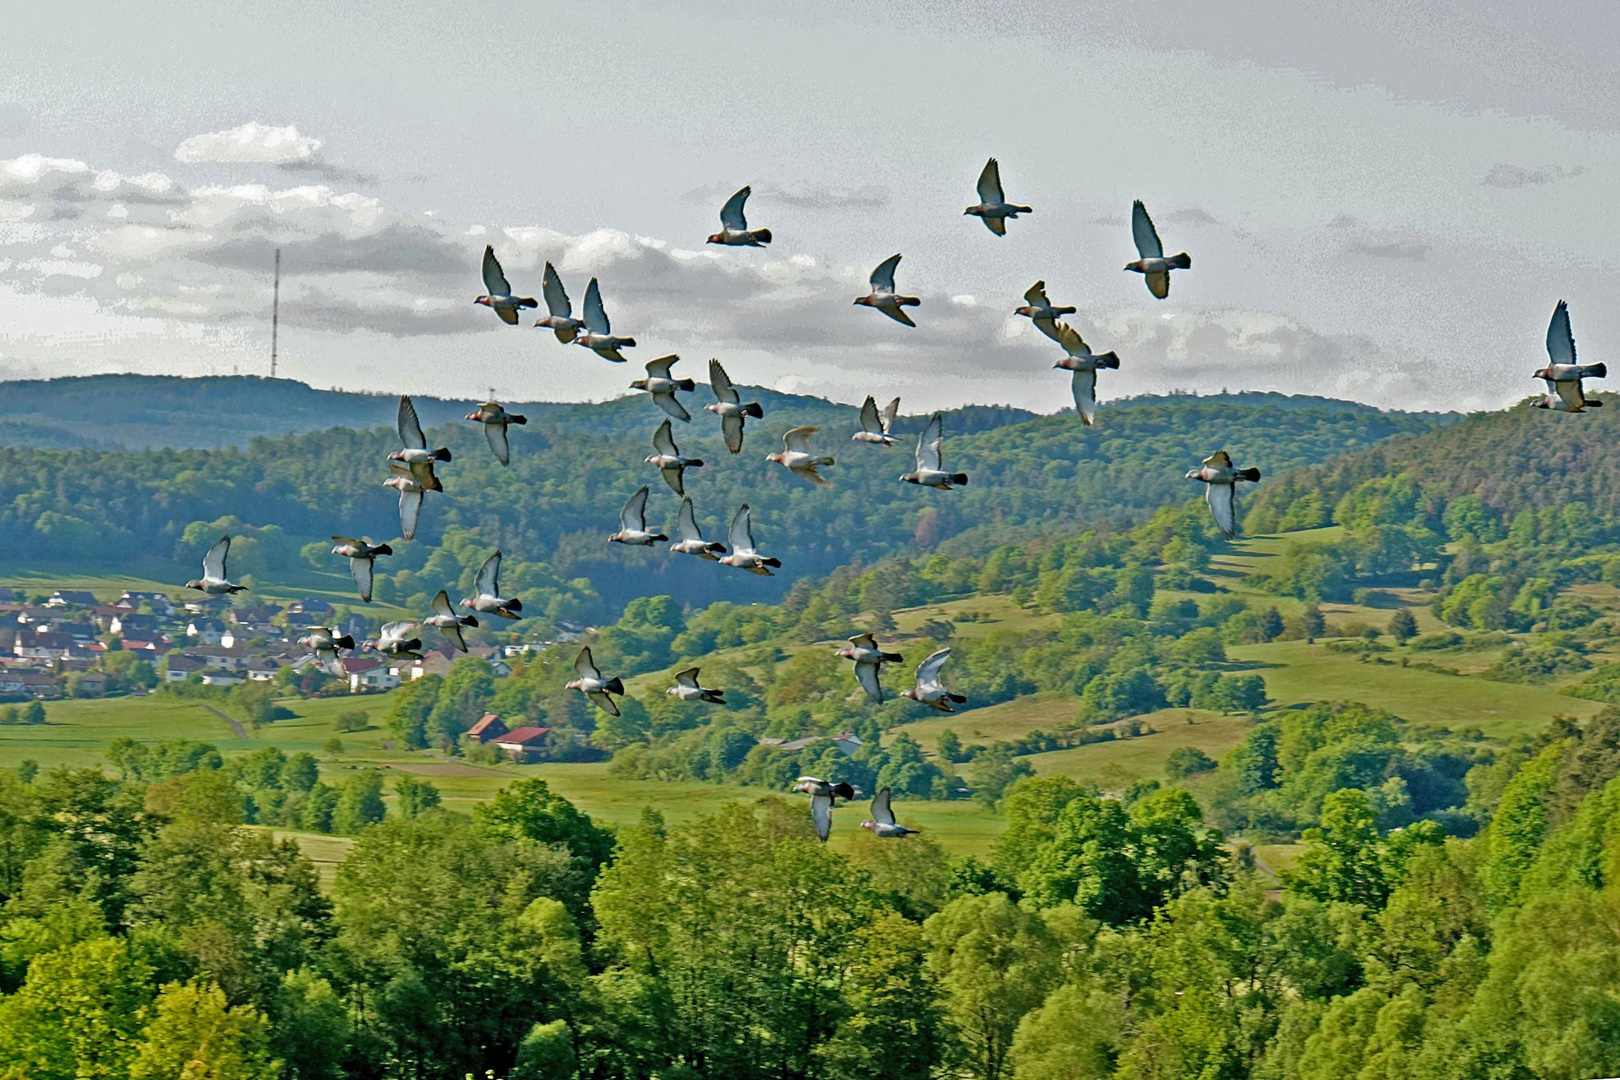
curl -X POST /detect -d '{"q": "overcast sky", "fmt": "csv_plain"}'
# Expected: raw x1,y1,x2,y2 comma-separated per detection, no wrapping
0,0,1615,413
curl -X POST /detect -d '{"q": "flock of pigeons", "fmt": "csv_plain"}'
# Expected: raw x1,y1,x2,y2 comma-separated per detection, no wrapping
179,159,1607,843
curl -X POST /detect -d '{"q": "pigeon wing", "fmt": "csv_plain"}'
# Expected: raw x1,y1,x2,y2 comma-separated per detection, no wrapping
1024,280,1051,307
660,465,686,496
475,551,501,598
854,660,884,703
653,393,691,423
782,425,819,453
1206,483,1237,539
871,787,896,826
652,419,679,457
709,359,738,404
1072,369,1098,425
1056,321,1091,358
917,413,943,472
484,421,511,466
674,667,700,689
582,278,610,335
722,413,744,454
811,792,833,842
645,354,678,380
541,262,571,316
1033,316,1064,344
481,245,512,296
575,646,603,682
982,215,1007,237
849,633,878,651
1555,377,1586,410
430,589,455,619
870,253,902,293
350,555,375,603
881,397,901,431
381,620,415,642
398,486,422,541
1132,200,1164,259
676,498,701,542
398,395,426,449
587,690,621,716
1548,300,1576,365
976,158,1004,205
203,536,230,581
728,504,755,553
916,648,951,689
1145,270,1170,300
442,621,467,652
859,396,880,434
719,186,751,231
622,486,650,531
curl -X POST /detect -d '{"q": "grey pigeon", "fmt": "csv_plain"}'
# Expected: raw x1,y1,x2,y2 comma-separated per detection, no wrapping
718,504,781,575
298,625,356,678
704,359,763,453
853,395,901,446
422,588,478,652
854,254,920,326
461,550,522,620
646,419,704,495
331,536,393,603
861,787,921,838
900,412,969,489
631,355,696,422
465,401,527,466
1124,200,1190,299
667,666,726,704
567,646,624,716
573,278,636,362
1186,450,1261,539
185,535,247,594
767,425,835,486
610,485,668,546
1015,280,1075,342
707,185,772,247
389,395,449,490
366,620,423,661
670,497,727,560
791,776,856,842
383,471,426,541
901,648,967,712
837,632,904,704
1052,322,1121,426
964,157,1031,236
1532,299,1605,412
474,245,537,324
534,262,583,342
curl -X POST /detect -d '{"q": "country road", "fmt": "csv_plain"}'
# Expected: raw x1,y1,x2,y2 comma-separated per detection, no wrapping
202,704,249,740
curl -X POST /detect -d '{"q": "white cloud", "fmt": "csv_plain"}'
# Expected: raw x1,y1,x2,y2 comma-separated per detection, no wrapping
173,122,323,166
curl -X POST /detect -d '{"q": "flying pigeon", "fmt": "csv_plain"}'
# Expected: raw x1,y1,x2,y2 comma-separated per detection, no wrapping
366,620,424,661
718,504,781,575
670,497,728,560
423,588,478,652
766,425,835,486
461,550,523,620
474,245,538,325
1532,300,1606,412
383,472,426,541
534,262,584,342
1186,450,1261,540
1015,281,1075,342
1124,200,1191,299
465,401,527,466
610,486,668,546
573,278,636,362
667,667,726,704
901,648,967,712
854,254,921,327
567,646,624,716
791,776,856,842
185,535,247,594
330,537,393,603
1052,323,1121,426
861,787,921,838
964,158,1032,236
389,396,449,491
298,626,356,678
646,420,704,496
707,185,772,247
853,395,901,447
704,359,763,454
631,355,696,422
901,412,969,489
837,633,903,704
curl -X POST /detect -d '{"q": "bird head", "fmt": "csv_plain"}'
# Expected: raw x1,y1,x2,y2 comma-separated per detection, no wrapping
565,678,581,691
900,688,917,700
474,296,490,306
853,297,868,307
458,598,473,610
464,409,482,422
703,402,720,414
706,233,724,244
643,454,659,466
1123,261,1139,272
330,544,344,556
1533,367,1553,380
1185,468,1203,480
1053,358,1076,370
899,472,917,484
184,578,204,590
765,452,783,465
835,647,854,660
386,450,406,462
859,820,877,832
629,379,648,390
1014,305,1033,317
608,532,622,544
1532,398,1552,410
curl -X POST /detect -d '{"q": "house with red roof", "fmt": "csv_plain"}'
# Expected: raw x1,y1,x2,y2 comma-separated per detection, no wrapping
491,725,550,762
466,713,509,744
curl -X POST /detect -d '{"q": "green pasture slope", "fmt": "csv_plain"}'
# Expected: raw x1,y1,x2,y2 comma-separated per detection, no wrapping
3,524,1610,864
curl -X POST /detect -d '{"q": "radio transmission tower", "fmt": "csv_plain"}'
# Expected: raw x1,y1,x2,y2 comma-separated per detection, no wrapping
270,248,281,378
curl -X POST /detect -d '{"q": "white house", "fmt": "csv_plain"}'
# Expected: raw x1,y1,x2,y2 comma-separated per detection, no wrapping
345,657,399,692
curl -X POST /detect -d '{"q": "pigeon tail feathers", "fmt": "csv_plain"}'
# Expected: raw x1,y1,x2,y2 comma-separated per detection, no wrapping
881,651,904,663
1168,252,1192,269
743,402,764,419
676,378,696,391
604,677,625,695
948,692,968,703
951,473,970,486
433,447,452,462
510,414,528,425
753,228,772,244
1240,467,1262,482
506,598,523,612
762,556,783,568
1097,352,1121,369
374,543,394,556
464,615,480,627
333,634,356,650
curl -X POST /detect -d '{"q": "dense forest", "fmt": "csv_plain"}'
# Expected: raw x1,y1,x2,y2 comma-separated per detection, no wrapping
5,699,1620,1080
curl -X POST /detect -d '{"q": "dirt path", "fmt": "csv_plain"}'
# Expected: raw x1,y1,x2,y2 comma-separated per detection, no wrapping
202,704,249,740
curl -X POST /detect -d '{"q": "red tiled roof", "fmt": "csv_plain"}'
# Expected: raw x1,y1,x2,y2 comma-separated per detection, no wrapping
467,712,505,736
494,726,550,746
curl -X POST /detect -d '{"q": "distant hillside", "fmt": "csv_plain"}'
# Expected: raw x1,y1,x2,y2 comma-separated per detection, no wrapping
0,375,1038,451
